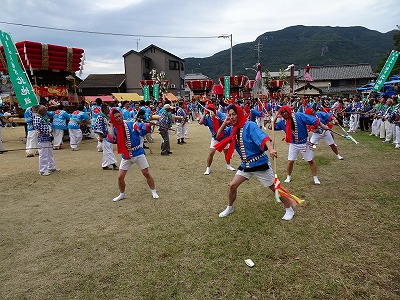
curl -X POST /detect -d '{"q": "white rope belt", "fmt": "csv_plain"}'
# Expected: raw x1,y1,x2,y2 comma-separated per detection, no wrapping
241,153,267,164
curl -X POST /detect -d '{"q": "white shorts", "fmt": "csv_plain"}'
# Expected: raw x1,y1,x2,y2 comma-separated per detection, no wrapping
119,154,149,171
310,131,335,146
236,167,274,187
210,138,229,150
288,143,314,161
256,116,265,127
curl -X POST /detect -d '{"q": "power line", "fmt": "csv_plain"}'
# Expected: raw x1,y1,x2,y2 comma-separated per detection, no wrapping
0,21,220,39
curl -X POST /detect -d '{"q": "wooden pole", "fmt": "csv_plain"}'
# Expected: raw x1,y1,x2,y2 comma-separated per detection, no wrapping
290,65,294,96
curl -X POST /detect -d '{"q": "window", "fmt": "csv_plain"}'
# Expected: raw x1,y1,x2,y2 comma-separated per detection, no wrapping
169,60,179,70
331,81,339,87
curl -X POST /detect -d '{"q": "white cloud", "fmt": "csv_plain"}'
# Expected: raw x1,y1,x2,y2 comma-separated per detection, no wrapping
84,58,124,76
93,0,143,10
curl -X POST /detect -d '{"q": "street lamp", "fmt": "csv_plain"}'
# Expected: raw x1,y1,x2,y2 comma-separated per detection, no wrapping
245,67,257,73
218,34,233,76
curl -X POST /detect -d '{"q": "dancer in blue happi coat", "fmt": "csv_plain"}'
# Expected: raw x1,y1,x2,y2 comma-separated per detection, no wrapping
91,97,103,151
24,106,39,156
33,105,58,176
49,104,70,150
214,104,295,221
108,108,159,202
274,105,330,185
68,104,90,151
94,103,119,170
305,107,343,160
198,103,236,175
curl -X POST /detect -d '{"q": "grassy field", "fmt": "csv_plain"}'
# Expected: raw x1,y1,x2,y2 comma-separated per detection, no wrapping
0,123,399,299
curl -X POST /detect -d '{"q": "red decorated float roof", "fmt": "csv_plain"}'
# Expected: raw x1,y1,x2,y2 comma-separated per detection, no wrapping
186,79,214,91
0,40,84,73
271,80,285,88
212,83,223,95
139,80,169,88
245,80,255,89
140,80,155,87
219,75,248,88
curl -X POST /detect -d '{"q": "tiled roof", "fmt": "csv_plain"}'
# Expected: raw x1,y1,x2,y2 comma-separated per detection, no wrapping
78,74,125,88
140,44,184,62
185,73,210,80
297,64,377,81
122,49,141,58
320,86,358,93
294,83,322,93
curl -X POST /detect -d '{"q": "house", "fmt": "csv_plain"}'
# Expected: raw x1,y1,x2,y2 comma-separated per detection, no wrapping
78,44,184,99
78,74,126,96
294,64,377,97
123,44,185,97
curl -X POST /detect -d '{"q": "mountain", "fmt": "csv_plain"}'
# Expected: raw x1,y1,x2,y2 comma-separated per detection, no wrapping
184,25,397,81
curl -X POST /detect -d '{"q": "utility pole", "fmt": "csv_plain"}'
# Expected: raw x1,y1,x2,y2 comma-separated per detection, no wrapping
218,34,233,76
254,40,263,64
133,39,140,51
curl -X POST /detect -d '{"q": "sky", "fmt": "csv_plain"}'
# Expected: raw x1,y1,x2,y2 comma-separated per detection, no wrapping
1,0,399,78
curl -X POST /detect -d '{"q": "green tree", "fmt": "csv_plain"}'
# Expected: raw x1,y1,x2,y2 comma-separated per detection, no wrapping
375,29,400,75
394,30,400,73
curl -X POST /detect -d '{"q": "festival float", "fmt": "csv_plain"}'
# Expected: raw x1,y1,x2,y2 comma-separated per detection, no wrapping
211,83,224,99
140,69,172,102
243,79,255,98
0,40,84,103
139,80,169,91
186,79,214,99
139,80,171,101
219,75,248,99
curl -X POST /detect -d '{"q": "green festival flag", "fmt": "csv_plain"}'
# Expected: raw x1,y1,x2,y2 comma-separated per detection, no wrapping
153,84,159,102
143,85,150,101
224,76,230,99
372,50,400,92
0,30,38,109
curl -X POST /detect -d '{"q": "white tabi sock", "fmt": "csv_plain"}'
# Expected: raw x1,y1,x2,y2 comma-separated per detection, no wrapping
204,167,211,175
151,189,159,199
113,193,126,202
282,207,295,221
226,164,236,171
219,205,234,218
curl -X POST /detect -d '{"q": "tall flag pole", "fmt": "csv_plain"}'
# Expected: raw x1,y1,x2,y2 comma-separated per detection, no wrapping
153,83,159,102
223,76,230,100
252,63,262,98
372,50,400,93
143,85,150,101
0,30,38,109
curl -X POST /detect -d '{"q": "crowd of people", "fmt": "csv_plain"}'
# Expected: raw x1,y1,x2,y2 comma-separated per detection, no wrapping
1,92,399,221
